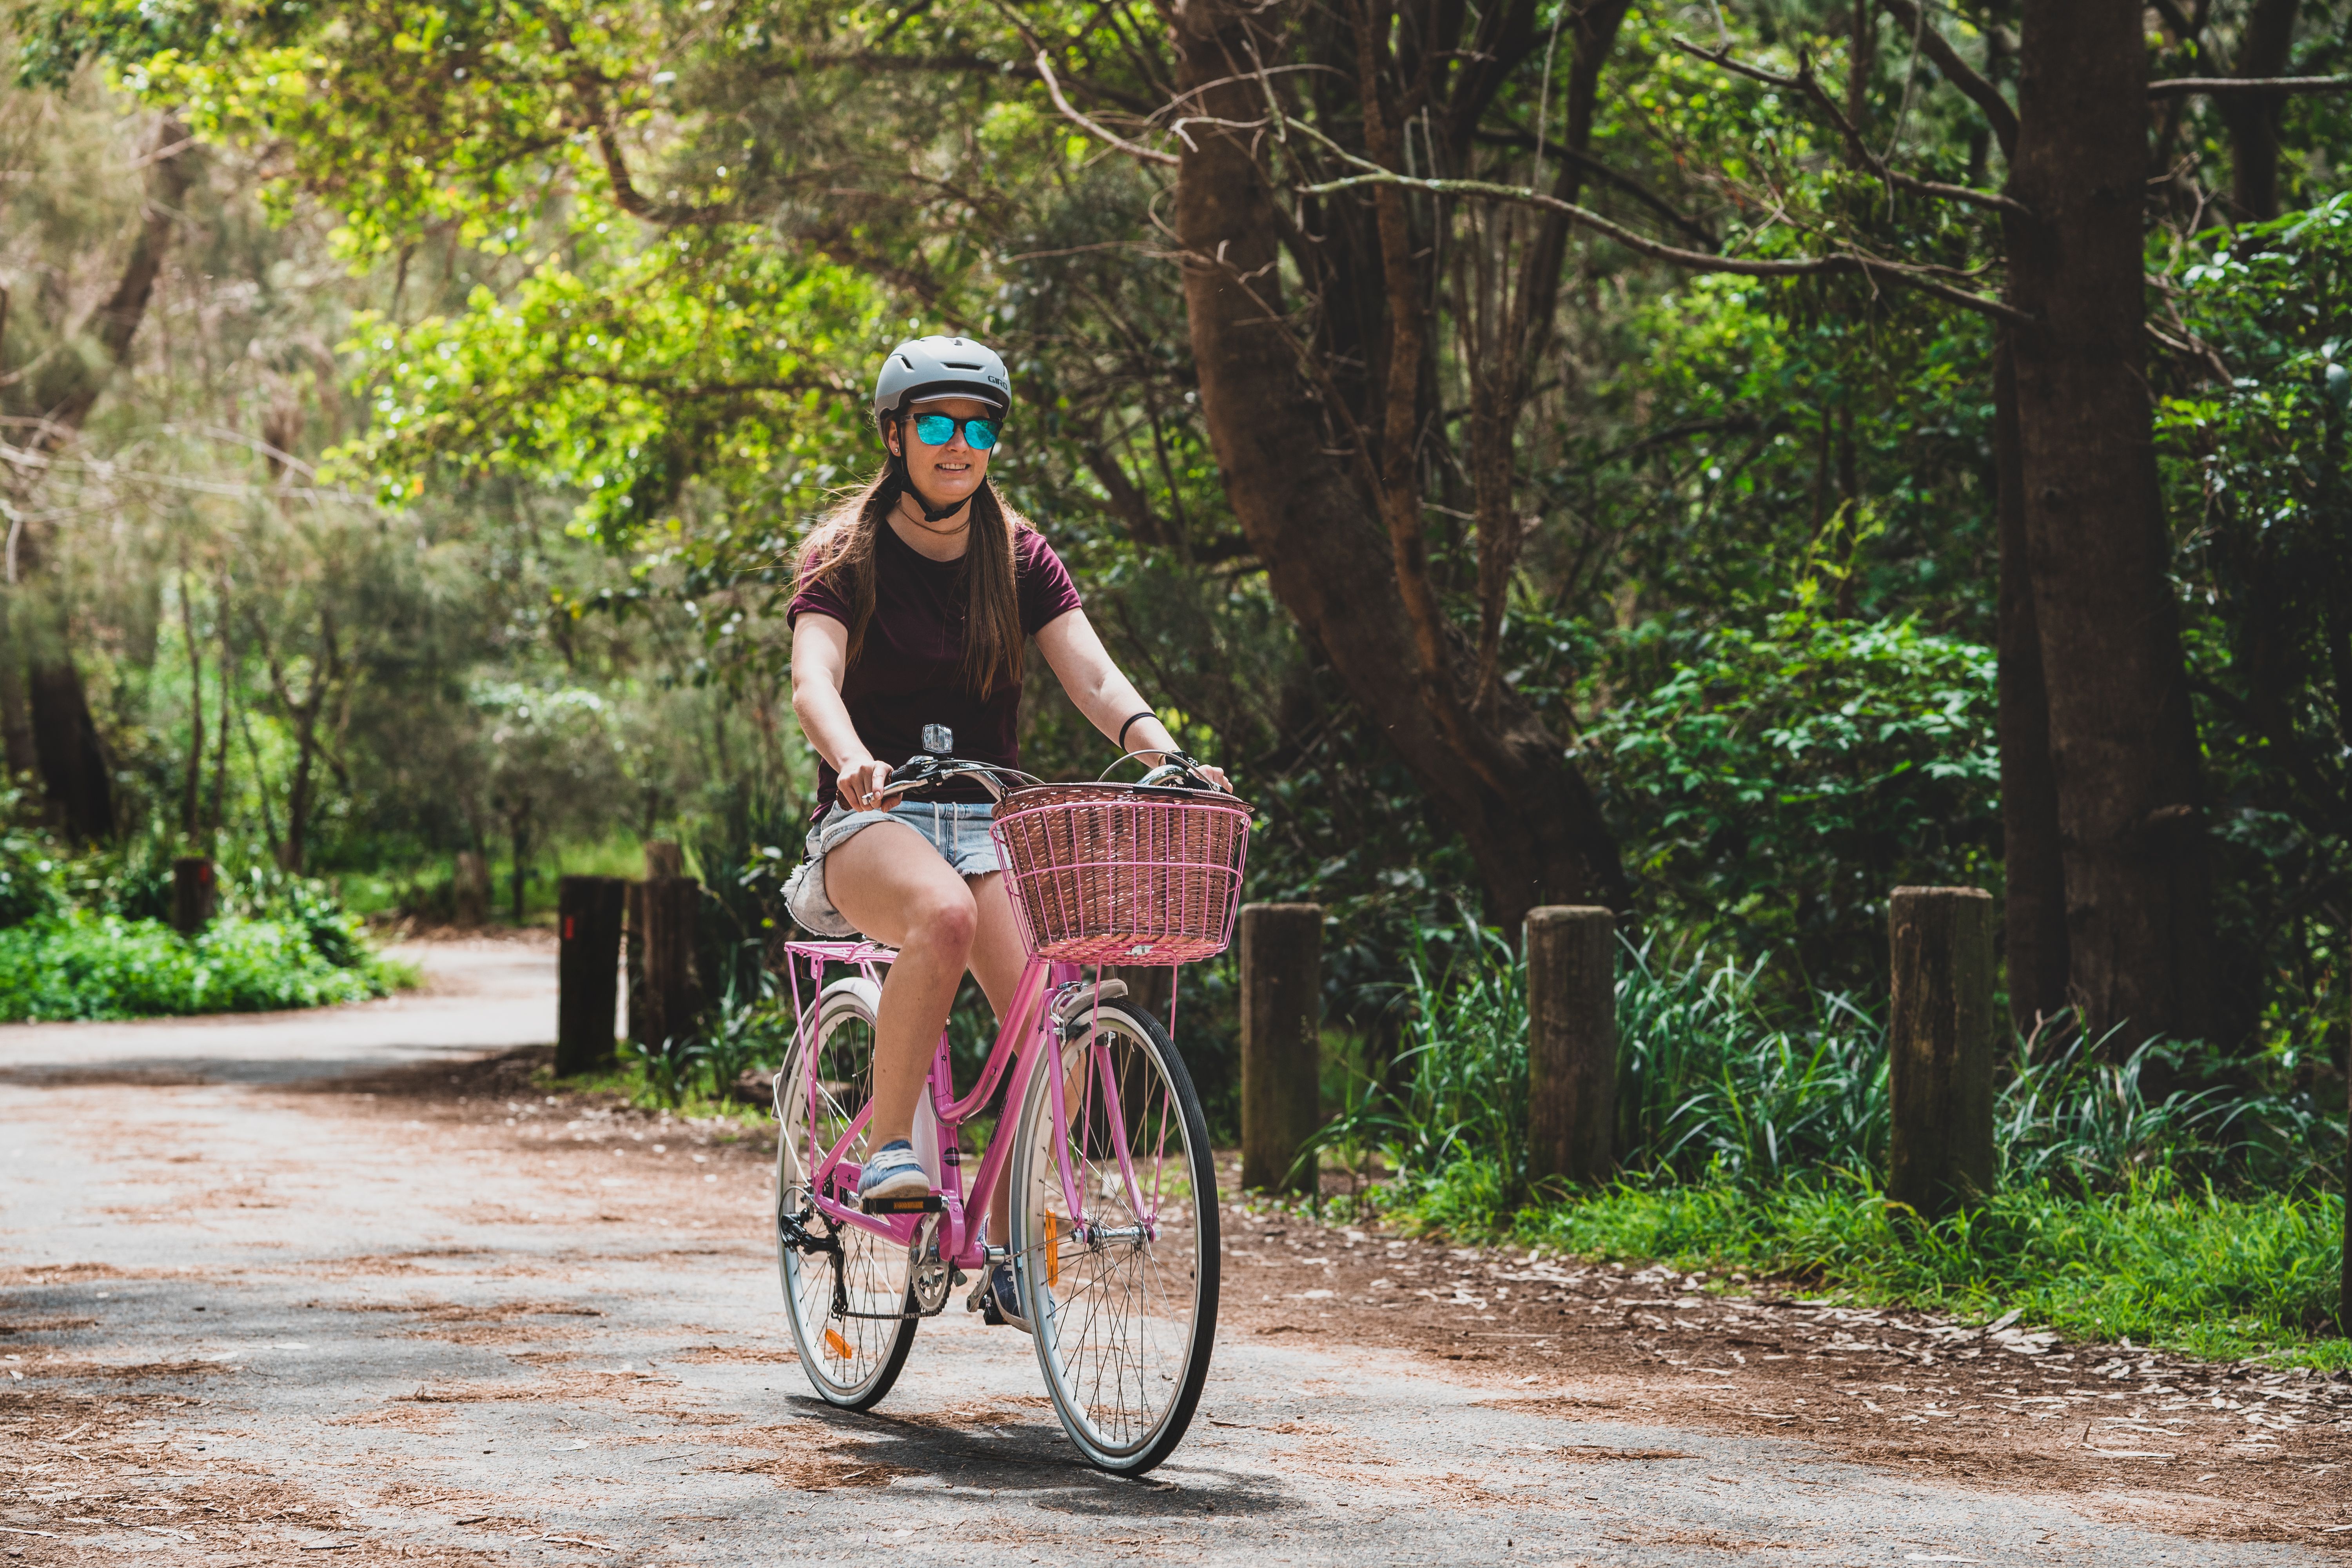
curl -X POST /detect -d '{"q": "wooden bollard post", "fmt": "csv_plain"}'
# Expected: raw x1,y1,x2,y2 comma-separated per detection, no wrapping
170,856,216,935
636,876,701,1051
1887,886,1996,1220
555,875,627,1076
1526,907,1617,1186
1240,903,1321,1194
643,840,685,880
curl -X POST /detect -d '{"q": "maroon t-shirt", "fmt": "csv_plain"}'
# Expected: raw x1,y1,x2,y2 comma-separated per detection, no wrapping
790,518,1083,816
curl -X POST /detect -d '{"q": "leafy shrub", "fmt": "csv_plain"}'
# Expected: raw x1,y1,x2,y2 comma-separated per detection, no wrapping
1585,607,1998,993
0,912,400,1021
0,794,63,928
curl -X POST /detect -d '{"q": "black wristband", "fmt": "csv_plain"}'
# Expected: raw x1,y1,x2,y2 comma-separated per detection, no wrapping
1116,710,1157,751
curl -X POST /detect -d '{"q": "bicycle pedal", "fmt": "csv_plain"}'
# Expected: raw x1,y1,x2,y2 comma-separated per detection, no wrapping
859,1193,944,1216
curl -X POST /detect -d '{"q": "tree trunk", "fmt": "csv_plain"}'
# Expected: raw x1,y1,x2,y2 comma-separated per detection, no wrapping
0,115,193,843
2218,0,2300,222
180,576,204,838
510,812,532,925
24,630,113,844
0,593,38,788
1171,0,1631,935
2005,0,2216,1047
1993,334,2070,1038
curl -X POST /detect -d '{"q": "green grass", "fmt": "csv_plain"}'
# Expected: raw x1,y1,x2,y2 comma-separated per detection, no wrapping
1305,926,2352,1367
543,1053,773,1130
1396,1157,2352,1367
0,911,415,1020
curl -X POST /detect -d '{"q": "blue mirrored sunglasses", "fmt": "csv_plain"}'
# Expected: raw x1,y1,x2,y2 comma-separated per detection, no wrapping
909,412,1002,451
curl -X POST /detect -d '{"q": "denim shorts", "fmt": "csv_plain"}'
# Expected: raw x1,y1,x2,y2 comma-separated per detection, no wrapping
783,800,1003,938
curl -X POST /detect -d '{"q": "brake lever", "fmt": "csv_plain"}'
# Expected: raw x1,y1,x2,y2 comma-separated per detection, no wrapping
1136,751,1224,793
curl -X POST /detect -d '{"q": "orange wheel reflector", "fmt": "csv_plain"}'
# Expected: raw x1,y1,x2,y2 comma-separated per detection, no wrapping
1044,1211,1060,1289
823,1328,853,1361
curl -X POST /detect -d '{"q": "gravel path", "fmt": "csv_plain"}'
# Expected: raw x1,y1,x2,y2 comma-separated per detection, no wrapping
0,945,2338,1566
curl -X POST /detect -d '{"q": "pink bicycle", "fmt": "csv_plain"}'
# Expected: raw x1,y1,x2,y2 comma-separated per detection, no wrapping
769,751,1249,1475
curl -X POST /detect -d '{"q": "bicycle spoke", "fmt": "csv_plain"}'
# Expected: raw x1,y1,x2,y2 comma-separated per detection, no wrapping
776,984,916,1408
1016,1008,1215,1468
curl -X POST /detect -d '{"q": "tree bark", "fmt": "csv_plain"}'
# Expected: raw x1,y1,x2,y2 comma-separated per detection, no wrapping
0,593,35,789
2218,0,2301,221
1171,0,1631,935
25,639,114,843
180,575,204,838
1993,334,2070,1037
2005,0,2216,1048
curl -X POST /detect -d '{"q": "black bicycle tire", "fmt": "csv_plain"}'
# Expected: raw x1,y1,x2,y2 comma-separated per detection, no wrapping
775,986,919,1412
1011,1002,1221,1475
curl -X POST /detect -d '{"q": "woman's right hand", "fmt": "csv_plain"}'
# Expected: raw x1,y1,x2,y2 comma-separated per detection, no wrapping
837,758,894,813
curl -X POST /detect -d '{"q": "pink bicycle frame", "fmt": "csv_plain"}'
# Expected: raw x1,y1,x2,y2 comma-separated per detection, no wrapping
780,939,1135,1273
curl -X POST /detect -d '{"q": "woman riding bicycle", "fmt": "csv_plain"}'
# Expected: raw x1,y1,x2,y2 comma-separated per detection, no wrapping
785,334,1229,1327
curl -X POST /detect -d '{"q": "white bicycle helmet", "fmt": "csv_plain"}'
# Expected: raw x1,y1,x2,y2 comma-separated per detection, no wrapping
872,335,1011,419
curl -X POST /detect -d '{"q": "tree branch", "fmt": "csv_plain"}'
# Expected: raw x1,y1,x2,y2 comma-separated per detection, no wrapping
1470,131,1718,246
1671,38,2031,217
1034,51,1180,165
1875,0,2018,157
1299,168,2032,325
2148,74,2352,95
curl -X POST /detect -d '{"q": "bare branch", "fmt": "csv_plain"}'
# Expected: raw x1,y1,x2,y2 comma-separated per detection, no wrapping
1034,51,1180,165
1671,38,2030,217
1875,0,2018,157
2148,74,2352,95
1299,168,2032,325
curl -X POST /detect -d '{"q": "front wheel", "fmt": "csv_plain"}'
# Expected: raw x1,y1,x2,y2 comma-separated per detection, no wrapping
1009,1001,1220,1475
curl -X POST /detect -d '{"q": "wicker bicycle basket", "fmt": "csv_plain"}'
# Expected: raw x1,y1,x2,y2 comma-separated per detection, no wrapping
988,783,1252,964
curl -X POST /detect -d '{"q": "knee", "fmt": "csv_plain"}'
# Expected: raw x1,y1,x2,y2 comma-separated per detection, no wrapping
906,889,977,954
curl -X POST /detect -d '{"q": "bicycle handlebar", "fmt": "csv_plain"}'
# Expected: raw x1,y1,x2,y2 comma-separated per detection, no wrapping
868,750,1232,806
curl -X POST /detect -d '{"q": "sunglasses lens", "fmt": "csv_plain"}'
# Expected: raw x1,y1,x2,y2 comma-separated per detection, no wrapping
911,414,956,446
964,419,1001,450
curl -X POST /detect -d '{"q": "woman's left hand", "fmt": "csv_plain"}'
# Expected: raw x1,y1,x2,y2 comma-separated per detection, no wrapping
1192,762,1233,794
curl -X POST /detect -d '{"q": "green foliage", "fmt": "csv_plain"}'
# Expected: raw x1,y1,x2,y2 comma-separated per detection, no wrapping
1614,942,1888,1182
2157,195,2352,1052
1349,926,2351,1356
1312,918,1530,1201
0,793,65,927
0,910,405,1020
1585,606,1998,989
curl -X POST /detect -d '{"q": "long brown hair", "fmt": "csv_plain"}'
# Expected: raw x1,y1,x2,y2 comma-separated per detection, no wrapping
794,455,1027,699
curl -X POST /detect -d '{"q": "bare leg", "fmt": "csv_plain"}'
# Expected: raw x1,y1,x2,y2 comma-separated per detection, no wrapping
824,822,977,1149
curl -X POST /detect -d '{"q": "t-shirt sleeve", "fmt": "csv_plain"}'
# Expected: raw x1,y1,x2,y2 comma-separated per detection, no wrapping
789,555,853,629
1016,529,1085,636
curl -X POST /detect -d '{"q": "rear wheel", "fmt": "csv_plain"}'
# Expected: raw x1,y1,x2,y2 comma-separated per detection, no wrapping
774,978,918,1410
1009,1002,1219,1474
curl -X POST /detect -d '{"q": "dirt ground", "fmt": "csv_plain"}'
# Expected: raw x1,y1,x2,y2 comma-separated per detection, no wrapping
5,1027,2349,1564
1212,1185,2352,1547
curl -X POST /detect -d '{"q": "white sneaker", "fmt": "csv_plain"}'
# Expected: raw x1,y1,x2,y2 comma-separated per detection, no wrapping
856,1141,930,1202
